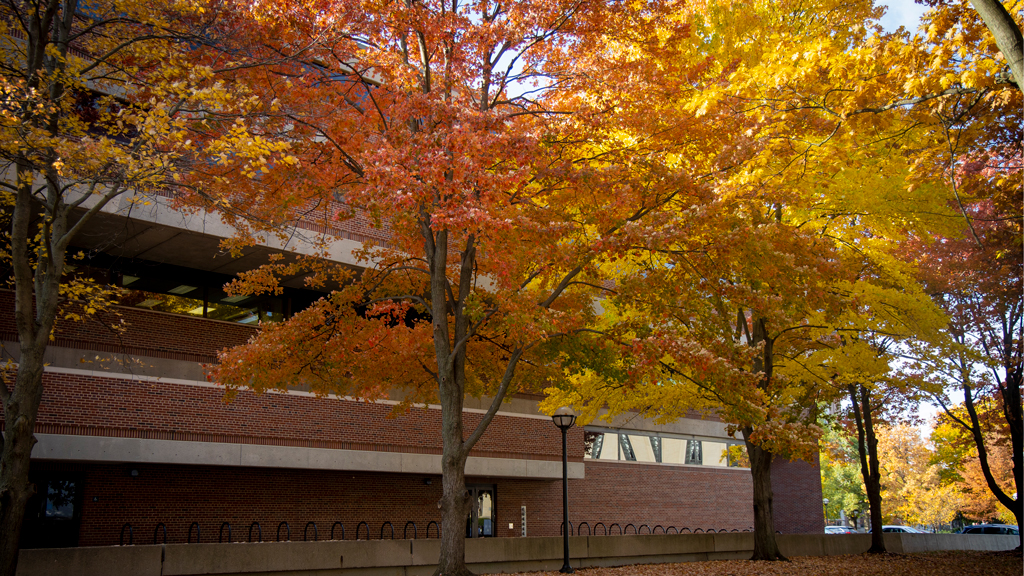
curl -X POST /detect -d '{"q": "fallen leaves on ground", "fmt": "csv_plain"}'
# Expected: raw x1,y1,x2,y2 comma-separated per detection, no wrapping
506,551,1022,576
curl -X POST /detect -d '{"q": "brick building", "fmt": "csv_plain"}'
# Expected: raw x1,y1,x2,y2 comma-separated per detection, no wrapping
2,194,824,549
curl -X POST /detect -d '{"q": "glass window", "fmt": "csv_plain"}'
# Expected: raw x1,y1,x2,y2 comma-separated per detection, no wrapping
44,480,76,519
661,437,686,464
466,485,495,538
580,428,749,468
727,443,750,467
619,434,636,461
627,435,657,463
596,433,617,460
478,491,493,537
703,441,729,467
685,440,702,464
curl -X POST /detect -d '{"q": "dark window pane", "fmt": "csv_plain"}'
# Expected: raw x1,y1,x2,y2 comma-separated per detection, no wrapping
685,440,702,465
619,434,636,461
45,480,76,519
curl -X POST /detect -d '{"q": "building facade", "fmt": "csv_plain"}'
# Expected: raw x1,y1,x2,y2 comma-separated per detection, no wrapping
2,195,824,549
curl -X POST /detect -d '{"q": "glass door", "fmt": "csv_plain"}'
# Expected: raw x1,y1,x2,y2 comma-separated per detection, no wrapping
21,476,83,548
465,484,496,538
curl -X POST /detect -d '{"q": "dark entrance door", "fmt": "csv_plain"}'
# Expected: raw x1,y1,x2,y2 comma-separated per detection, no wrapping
21,475,83,549
465,484,495,538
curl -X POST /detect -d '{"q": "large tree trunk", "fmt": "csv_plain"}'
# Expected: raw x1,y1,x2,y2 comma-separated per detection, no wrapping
435,377,473,576
0,158,66,576
968,0,1024,91
743,428,786,561
0,359,45,576
742,315,786,560
849,383,885,553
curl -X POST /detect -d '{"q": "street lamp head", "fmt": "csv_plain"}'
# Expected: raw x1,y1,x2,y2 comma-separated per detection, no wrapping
552,406,576,430
823,498,829,505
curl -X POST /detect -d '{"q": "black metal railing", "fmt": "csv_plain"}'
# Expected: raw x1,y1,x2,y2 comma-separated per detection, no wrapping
249,522,262,543
120,523,133,546
106,518,751,546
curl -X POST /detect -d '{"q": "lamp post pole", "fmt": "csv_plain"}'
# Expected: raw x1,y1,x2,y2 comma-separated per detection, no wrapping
823,498,829,526
552,407,576,574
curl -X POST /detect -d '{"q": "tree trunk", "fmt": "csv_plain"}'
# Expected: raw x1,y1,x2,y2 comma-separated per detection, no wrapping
998,365,1022,551
0,358,45,576
968,0,1024,91
963,379,1023,552
436,401,475,573
743,428,786,561
740,315,786,561
849,383,885,553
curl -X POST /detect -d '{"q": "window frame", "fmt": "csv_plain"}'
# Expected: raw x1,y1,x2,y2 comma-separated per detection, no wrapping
582,426,749,469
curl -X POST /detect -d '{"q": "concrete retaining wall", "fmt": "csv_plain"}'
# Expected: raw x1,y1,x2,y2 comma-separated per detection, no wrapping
17,533,1019,576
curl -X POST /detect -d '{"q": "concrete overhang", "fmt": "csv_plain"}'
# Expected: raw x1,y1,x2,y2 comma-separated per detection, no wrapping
32,434,585,480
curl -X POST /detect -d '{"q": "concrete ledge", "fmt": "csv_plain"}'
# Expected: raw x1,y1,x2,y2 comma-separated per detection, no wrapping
32,434,584,479
16,544,162,576
16,533,1019,576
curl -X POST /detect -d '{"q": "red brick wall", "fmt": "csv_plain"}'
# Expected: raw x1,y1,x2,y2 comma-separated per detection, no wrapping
550,461,752,535
23,372,583,461
29,460,758,547
771,454,825,534
0,290,256,363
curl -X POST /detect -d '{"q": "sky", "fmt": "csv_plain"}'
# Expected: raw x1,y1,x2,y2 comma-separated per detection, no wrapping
877,0,931,33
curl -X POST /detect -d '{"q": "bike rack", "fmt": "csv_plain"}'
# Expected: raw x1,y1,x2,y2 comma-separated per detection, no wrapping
249,522,262,543
219,522,232,543
153,523,167,544
188,522,201,544
594,522,607,535
559,521,574,536
639,524,651,534
624,523,637,534
577,522,591,535
277,521,291,542
403,521,417,540
680,527,692,533
355,521,369,540
119,523,133,546
426,521,440,539
653,525,664,534
331,522,345,541
667,526,678,534
694,528,704,534
380,521,394,540
305,521,318,542
609,523,622,535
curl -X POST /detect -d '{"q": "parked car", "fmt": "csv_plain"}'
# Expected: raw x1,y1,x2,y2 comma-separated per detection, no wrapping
881,525,927,533
825,526,857,534
959,524,1020,535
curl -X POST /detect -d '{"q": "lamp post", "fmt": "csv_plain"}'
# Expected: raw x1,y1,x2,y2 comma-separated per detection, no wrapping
552,406,576,574
823,498,829,525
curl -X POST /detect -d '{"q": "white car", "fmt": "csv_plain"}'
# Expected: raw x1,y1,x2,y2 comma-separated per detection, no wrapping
881,525,926,533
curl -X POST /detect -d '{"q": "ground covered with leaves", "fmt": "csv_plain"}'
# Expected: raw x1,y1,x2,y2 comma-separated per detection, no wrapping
510,551,1022,576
